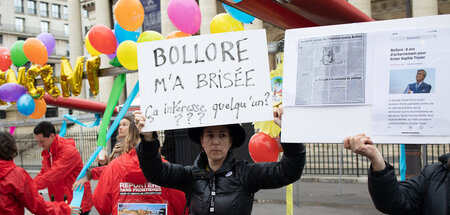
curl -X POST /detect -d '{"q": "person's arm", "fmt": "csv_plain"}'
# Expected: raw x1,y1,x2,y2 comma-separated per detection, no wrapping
16,168,74,215
134,110,191,191
33,146,81,190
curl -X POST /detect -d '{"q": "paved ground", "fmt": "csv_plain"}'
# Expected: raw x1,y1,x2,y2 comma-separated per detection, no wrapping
28,171,383,214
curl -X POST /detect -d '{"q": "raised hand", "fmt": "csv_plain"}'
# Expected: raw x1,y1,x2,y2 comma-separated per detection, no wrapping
343,134,385,171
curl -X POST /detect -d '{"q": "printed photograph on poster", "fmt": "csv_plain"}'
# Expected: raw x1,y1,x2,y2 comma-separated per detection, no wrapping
118,203,167,215
389,68,435,94
294,33,367,106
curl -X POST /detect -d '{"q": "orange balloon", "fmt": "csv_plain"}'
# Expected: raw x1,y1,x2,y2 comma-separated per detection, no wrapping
114,0,144,31
29,98,46,119
166,31,191,39
23,38,48,65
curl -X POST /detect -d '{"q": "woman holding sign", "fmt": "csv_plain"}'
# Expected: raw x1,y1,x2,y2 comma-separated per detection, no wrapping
134,107,305,215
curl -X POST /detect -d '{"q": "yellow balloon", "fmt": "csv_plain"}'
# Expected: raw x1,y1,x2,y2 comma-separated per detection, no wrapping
85,34,101,56
117,41,138,70
137,31,165,43
210,13,244,34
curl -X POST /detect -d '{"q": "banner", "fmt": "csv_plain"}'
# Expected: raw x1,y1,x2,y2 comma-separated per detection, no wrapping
141,0,161,33
138,29,273,131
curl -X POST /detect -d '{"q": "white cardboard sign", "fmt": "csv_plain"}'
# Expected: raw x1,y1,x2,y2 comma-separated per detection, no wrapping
137,29,273,132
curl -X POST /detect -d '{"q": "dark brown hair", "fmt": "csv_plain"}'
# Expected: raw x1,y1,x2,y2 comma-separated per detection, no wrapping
0,132,18,160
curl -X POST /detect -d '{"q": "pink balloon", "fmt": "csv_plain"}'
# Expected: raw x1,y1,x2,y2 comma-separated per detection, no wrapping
167,0,201,34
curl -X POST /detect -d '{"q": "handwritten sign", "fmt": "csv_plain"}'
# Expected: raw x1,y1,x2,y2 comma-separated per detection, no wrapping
137,29,272,131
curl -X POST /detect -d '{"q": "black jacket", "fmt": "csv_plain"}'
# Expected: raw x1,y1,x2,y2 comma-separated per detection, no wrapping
136,138,306,215
368,153,450,215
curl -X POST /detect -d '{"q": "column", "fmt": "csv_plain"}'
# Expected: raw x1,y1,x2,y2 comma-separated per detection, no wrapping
68,0,86,99
199,0,217,35
412,0,438,17
348,0,372,17
161,0,177,37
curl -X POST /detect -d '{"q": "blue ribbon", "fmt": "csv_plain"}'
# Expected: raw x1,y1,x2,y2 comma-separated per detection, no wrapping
70,81,139,207
400,144,406,181
59,113,101,137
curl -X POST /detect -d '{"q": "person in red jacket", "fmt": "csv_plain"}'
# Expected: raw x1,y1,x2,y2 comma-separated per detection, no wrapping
0,131,80,215
93,147,186,215
33,121,93,214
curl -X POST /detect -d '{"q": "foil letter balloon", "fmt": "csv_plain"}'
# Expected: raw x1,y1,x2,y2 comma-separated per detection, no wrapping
39,65,61,97
25,65,45,99
86,56,100,98
60,57,84,97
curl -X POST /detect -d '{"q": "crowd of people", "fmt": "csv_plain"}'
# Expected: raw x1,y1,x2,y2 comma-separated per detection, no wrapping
1,107,448,215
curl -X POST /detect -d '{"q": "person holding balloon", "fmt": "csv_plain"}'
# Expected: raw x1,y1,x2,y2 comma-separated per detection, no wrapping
32,121,93,215
0,132,81,215
133,107,305,215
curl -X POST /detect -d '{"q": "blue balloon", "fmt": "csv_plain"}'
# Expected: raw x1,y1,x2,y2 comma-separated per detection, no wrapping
114,22,140,44
222,3,255,24
17,94,35,116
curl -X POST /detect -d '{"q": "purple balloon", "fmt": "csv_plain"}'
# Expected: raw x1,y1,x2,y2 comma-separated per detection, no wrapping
0,83,28,102
106,35,118,59
37,33,55,57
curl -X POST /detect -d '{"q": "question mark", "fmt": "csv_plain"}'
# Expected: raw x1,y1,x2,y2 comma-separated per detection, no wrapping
264,92,270,105
175,114,182,126
187,112,193,124
198,112,205,124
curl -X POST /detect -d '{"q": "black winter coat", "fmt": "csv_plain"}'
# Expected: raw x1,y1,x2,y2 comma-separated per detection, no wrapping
368,153,450,215
136,138,306,215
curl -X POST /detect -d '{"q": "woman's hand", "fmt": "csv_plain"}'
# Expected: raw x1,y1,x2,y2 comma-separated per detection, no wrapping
69,205,81,215
72,176,88,191
133,110,154,141
273,107,283,128
343,134,385,171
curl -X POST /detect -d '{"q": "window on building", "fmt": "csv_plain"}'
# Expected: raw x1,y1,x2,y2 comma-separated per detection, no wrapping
15,0,24,13
15,18,24,32
52,4,60,19
40,21,49,33
18,36,27,41
27,0,36,15
64,24,69,37
40,2,48,17
82,9,88,18
63,6,68,20
0,111,6,119
66,42,70,56
45,107,58,118
0,35,3,44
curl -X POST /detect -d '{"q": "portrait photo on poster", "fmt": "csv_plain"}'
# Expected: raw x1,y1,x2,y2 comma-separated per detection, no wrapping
389,68,435,94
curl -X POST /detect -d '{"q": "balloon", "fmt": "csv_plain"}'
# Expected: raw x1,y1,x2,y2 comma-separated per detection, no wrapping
10,41,28,67
222,3,255,24
210,13,244,34
85,34,101,56
167,0,201,34
36,33,56,56
0,83,27,102
29,98,46,119
88,24,117,54
114,0,144,31
0,47,12,71
109,56,122,67
248,132,279,162
23,38,48,65
17,94,35,116
137,31,164,43
114,22,140,43
166,31,191,39
117,41,137,70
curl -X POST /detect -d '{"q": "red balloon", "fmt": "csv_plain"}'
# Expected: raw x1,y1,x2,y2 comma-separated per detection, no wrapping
0,47,12,71
248,132,279,162
88,24,117,54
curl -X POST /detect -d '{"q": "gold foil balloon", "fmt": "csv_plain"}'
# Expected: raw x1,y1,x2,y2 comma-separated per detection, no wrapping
25,65,45,99
0,70,6,105
40,65,61,98
6,69,18,83
17,67,27,86
60,57,84,98
86,56,100,98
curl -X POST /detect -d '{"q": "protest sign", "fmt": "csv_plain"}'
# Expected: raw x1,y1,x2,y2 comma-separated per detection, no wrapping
137,29,272,131
282,15,450,144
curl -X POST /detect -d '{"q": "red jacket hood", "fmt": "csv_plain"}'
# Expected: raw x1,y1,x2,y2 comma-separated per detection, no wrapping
0,160,15,178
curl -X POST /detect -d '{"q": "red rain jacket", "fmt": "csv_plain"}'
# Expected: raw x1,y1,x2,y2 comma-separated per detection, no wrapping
33,135,93,212
0,159,71,214
93,148,186,215
91,165,106,180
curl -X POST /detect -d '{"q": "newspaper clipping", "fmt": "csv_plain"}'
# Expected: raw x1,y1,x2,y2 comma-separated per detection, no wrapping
295,33,367,105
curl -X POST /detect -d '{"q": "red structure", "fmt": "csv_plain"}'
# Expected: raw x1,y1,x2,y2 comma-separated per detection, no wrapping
43,94,118,114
